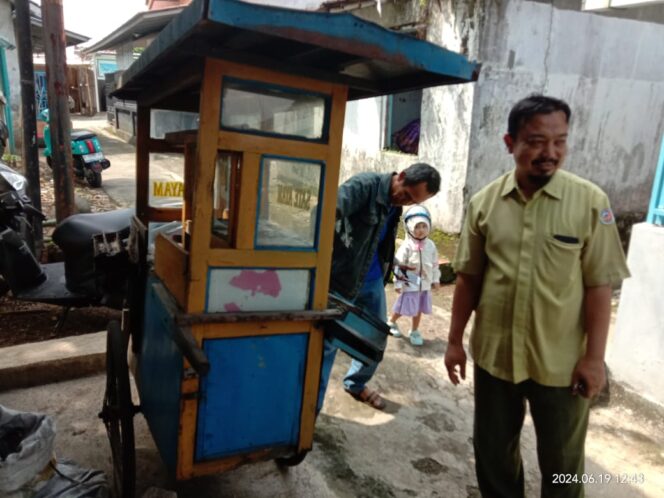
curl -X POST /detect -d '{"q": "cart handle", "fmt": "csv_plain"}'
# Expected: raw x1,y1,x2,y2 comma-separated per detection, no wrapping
174,325,210,377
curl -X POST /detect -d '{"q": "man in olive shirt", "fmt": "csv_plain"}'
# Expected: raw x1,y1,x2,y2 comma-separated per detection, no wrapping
444,95,629,498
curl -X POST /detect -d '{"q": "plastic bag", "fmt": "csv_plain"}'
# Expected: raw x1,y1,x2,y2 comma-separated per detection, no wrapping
34,460,108,498
0,404,56,494
0,405,109,498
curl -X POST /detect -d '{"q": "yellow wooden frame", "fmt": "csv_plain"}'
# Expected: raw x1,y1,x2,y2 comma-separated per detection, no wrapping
179,57,348,313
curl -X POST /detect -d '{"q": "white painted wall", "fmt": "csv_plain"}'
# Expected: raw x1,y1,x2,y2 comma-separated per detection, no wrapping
466,0,664,222
608,223,664,406
0,0,21,152
418,0,481,232
335,0,481,231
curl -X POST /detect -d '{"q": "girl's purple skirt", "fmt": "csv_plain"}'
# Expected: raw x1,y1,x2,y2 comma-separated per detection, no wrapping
392,290,432,316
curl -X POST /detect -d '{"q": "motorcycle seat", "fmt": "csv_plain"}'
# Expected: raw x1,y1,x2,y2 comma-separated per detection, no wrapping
71,130,97,141
53,208,134,254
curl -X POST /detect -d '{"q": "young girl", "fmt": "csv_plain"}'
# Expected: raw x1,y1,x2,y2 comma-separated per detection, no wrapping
388,205,440,346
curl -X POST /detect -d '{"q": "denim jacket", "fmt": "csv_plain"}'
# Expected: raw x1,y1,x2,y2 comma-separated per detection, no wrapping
330,172,401,300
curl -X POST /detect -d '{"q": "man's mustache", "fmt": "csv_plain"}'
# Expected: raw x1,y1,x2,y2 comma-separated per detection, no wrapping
532,158,558,166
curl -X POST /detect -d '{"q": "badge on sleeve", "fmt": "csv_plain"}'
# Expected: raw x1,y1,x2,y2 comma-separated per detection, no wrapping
600,208,615,225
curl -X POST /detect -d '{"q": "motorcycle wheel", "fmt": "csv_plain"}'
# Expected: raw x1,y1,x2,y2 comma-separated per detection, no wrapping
85,168,102,188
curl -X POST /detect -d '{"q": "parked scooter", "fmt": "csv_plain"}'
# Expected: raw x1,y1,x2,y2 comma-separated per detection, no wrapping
38,109,111,188
0,165,132,325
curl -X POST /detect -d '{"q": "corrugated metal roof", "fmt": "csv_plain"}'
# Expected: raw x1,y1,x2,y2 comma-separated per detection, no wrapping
81,7,185,54
113,0,480,104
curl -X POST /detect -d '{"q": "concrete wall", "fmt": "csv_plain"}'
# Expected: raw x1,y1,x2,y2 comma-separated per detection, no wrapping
418,0,482,232
608,223,664,407
339,95,417,183
250,0,664,233
0,0,21,152
466,0,664,223
336,0,480,231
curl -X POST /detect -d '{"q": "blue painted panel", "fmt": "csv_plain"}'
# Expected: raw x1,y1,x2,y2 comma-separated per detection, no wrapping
114,0,480,102
138,277,183,472
195,333,308,460
647,135,664,225
207,0,478,81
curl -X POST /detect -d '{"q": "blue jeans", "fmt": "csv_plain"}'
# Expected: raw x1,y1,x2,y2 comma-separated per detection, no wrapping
317,277,387,410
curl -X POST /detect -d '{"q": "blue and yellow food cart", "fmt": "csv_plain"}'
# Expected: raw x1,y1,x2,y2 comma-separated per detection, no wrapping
99,1,480,496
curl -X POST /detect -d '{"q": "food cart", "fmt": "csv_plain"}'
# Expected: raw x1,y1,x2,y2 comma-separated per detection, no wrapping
100,0,480,496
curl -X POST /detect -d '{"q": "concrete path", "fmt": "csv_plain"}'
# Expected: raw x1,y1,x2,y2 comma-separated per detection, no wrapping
71,114,184,208
0,331,105,391
1,288,662,498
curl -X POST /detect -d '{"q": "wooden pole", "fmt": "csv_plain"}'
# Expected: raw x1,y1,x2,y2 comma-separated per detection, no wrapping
41,0,75,221
13,0,43,255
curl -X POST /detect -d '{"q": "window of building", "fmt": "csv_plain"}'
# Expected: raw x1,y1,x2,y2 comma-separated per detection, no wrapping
384,89,422,155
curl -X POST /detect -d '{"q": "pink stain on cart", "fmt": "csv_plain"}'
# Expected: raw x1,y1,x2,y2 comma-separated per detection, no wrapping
230,270,282,297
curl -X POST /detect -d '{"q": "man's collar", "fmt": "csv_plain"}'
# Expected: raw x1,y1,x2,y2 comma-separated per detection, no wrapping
501,171,518,197
501,169,563,200
541,170,563,199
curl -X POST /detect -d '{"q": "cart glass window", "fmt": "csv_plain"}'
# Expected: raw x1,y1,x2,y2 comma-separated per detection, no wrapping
255,157,322,250
207,268,312,312
150,109,199,139
148,152,184,208
220,78,329,141
212,153,240,245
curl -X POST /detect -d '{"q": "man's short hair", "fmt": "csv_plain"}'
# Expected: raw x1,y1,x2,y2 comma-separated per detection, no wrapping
402,162,441,194
508,95,571,138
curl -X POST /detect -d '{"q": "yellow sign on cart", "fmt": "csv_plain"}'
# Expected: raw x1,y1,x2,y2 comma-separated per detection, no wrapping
153,181,184,198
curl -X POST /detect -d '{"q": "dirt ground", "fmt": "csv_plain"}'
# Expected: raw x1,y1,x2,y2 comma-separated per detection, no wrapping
0,285,662,498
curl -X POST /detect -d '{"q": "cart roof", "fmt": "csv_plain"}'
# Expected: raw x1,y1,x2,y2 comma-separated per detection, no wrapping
113,0,480,105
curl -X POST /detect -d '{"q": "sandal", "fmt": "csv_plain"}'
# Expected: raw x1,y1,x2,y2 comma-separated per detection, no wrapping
345,387,386,410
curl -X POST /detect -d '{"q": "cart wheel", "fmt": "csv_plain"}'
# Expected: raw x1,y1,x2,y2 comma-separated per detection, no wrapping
276,450,308,467
100,320,136,498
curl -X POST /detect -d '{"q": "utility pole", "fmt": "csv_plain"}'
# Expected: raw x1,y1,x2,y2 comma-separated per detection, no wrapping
41,0,75,221
13,0,43,256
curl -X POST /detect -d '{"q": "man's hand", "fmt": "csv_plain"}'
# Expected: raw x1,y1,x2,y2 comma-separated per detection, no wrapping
432,282,441,290
395,287,402,294
444,343,467,385
571,356,606,399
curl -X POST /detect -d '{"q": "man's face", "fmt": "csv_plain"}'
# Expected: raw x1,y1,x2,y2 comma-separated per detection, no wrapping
504,111,569,190
390,173,432,206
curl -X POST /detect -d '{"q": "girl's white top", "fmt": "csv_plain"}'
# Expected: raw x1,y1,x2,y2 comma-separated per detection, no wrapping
393,237,440,292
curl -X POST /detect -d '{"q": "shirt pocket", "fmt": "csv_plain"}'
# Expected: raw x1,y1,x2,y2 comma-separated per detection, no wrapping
537,236,583,292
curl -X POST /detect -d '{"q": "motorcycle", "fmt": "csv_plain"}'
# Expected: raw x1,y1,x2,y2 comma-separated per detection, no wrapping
0,165,132,326
38,109,111,188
